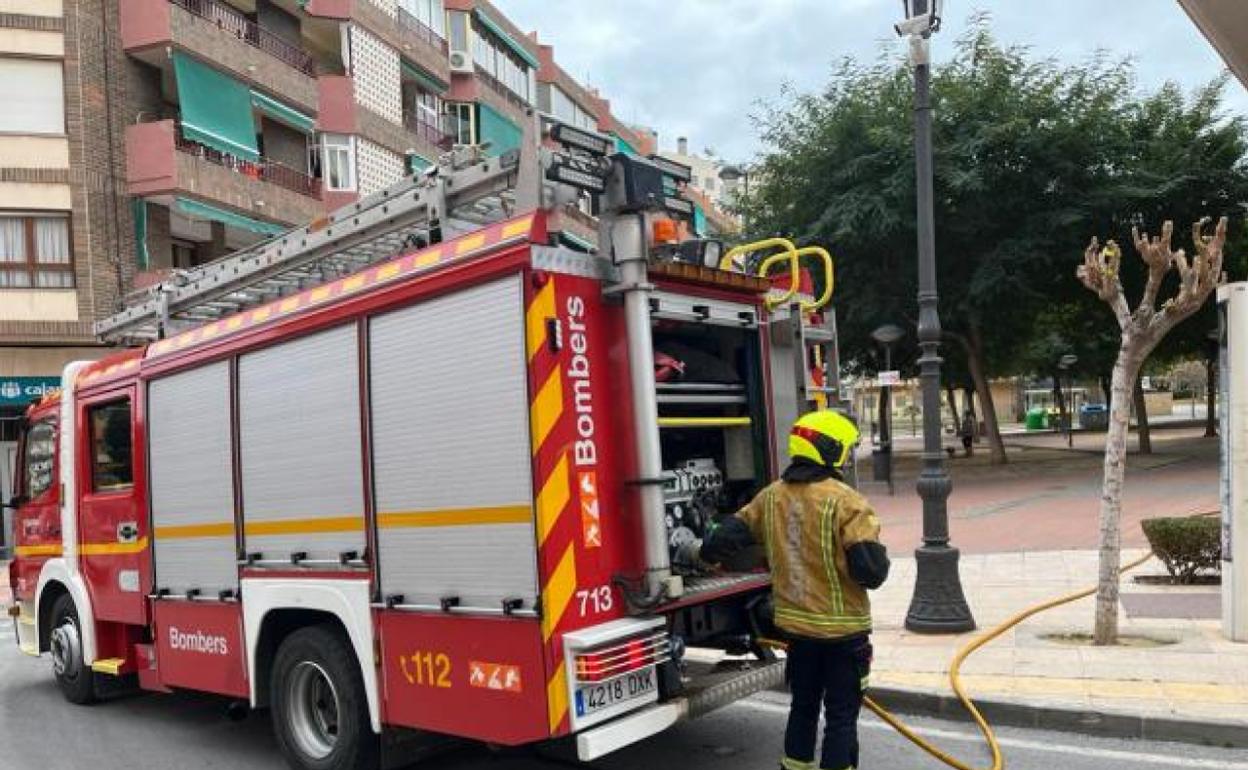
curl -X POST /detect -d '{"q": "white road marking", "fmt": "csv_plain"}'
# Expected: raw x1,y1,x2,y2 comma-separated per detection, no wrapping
733,698,1248,770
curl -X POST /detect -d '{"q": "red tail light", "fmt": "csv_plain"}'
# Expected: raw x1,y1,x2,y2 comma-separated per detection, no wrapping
574,632,670,683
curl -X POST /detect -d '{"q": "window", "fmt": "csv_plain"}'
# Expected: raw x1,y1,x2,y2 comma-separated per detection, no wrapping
470,21,531,103
0,58,64,134
445,102,476,145
447,10,468,53
398,0,445,38
22,420,55,500
89,400,133,491
547,85,597,132
0,214,73,288
321,134,356,192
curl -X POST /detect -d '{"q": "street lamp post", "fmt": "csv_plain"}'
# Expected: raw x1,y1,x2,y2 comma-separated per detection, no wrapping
898,0,975,633
1059,354,1078,448
872,324,905,495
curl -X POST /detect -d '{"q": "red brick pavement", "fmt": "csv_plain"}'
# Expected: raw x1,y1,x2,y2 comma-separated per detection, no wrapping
866,430,1219,555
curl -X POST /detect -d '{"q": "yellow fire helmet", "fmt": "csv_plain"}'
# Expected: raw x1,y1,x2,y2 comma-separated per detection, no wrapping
789,410,859,468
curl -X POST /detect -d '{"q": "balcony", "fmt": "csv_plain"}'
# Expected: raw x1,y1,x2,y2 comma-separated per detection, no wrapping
396,8,447,55
121,0,319,112
174,130,321,199
475,66,530,114
403,114,454,153
171,0,316,75
126,120,323,226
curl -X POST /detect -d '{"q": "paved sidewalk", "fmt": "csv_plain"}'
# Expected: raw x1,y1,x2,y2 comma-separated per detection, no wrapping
870,550,1248,734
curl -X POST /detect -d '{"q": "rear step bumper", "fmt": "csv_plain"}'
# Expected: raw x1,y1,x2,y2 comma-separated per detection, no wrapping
576,658,785,761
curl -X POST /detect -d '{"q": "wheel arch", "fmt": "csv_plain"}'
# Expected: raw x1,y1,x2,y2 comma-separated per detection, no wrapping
35,560,97,662
241,578,379,733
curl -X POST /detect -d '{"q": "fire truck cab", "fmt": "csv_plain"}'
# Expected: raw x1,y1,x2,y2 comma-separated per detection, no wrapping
6,146,843,770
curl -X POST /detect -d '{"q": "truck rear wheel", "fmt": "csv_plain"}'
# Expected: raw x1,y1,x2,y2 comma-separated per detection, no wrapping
48,593,95,705
271,625,379,770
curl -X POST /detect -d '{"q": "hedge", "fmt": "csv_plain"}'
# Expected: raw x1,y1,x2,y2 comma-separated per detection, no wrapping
1140,516,1222,584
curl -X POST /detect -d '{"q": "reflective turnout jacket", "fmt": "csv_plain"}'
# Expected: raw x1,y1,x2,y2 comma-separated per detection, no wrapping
703,464,889,640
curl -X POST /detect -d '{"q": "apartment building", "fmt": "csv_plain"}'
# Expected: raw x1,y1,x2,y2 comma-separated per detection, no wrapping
0,0,700,511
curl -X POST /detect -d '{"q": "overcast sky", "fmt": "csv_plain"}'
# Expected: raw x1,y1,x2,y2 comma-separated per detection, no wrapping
497,0,1247,162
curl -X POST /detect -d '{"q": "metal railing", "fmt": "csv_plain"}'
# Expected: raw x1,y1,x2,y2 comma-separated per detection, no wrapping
404,113,453,151
175,129,322,199
396,7,448,53
171,0,317,76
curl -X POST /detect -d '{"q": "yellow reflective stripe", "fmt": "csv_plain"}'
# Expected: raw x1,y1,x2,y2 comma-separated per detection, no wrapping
244,517,364,536
534,453,570,545
502,216,534,240
530,369,563,451
820,497,844,615
14,544,62,558
154,522,235,539
541,544,577,641
547,661,569,733
456,232,487,254
780,757,816,770
526,279,556,360
80,537,149,556
377,506,531,529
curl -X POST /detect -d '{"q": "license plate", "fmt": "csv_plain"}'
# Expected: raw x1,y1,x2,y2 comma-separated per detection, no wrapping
574,668,656,717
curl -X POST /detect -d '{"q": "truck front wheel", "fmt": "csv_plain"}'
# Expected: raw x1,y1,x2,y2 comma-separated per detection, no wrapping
271,625,379,770
48,593,95,704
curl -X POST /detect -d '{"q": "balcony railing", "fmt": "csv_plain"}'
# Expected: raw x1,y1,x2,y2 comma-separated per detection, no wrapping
404,113,453,151
396,8,448,54
475,66,530,113
171,0,317,76
175,129,322,199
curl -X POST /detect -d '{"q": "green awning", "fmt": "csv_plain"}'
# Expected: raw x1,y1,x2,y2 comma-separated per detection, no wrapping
251,90,315,134
175,197,285,236
478,102,522,157
613,133,639,156
408,153,433,174
472,11,540,69
133,198,150,269
173,51,259,161
401,60,448,93
693,204,707,237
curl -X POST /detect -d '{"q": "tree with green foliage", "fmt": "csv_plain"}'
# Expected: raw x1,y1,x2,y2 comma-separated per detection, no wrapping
741,19,1248,465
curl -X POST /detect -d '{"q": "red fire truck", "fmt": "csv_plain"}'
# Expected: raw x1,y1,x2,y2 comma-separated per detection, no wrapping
5,142,841,769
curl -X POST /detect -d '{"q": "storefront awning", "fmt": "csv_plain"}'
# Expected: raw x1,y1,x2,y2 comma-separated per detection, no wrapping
613,133,639,156
478,103,522,158
175,197,285,237
251,90,316,134
173,51,260,161
472,11,540,69
401,60,448,94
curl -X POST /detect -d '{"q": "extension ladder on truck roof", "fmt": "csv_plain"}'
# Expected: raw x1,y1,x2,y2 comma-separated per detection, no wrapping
95,146,536,344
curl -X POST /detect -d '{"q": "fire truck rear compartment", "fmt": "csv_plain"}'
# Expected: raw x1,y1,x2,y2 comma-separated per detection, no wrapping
652,313,771,572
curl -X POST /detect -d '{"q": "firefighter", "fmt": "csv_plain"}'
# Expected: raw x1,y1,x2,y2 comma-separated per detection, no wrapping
696,410,890,770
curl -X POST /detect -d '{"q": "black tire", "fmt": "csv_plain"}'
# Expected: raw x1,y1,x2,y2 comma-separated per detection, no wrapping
270,625,379,770
48,593,96,705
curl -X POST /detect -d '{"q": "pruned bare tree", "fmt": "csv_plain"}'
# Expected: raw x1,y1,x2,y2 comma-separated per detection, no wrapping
1077,216,1227,644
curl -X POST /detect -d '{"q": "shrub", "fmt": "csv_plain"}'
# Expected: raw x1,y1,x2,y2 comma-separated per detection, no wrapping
1140,516,1222,584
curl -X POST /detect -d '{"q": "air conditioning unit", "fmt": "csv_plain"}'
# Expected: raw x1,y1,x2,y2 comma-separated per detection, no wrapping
449,50,472,74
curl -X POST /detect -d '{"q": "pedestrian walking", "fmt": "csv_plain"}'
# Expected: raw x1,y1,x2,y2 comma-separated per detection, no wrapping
960,409,975,457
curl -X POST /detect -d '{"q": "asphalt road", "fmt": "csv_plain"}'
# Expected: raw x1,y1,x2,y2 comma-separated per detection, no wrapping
4,627,1246,770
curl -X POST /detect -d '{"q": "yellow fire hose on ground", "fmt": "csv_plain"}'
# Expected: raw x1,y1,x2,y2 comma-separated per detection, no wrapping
763,549,1156,770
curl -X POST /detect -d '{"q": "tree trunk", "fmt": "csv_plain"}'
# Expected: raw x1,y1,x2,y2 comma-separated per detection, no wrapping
1205,358,1218,438
1094,349,1143,645
945,384,959,434
1132,375,1152,455
962,327,1008,464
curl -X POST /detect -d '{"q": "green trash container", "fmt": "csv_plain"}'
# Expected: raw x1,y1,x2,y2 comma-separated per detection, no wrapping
1025,408,1047,431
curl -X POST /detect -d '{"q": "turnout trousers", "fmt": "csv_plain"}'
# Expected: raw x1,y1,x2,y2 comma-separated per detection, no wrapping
782,634,873,770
